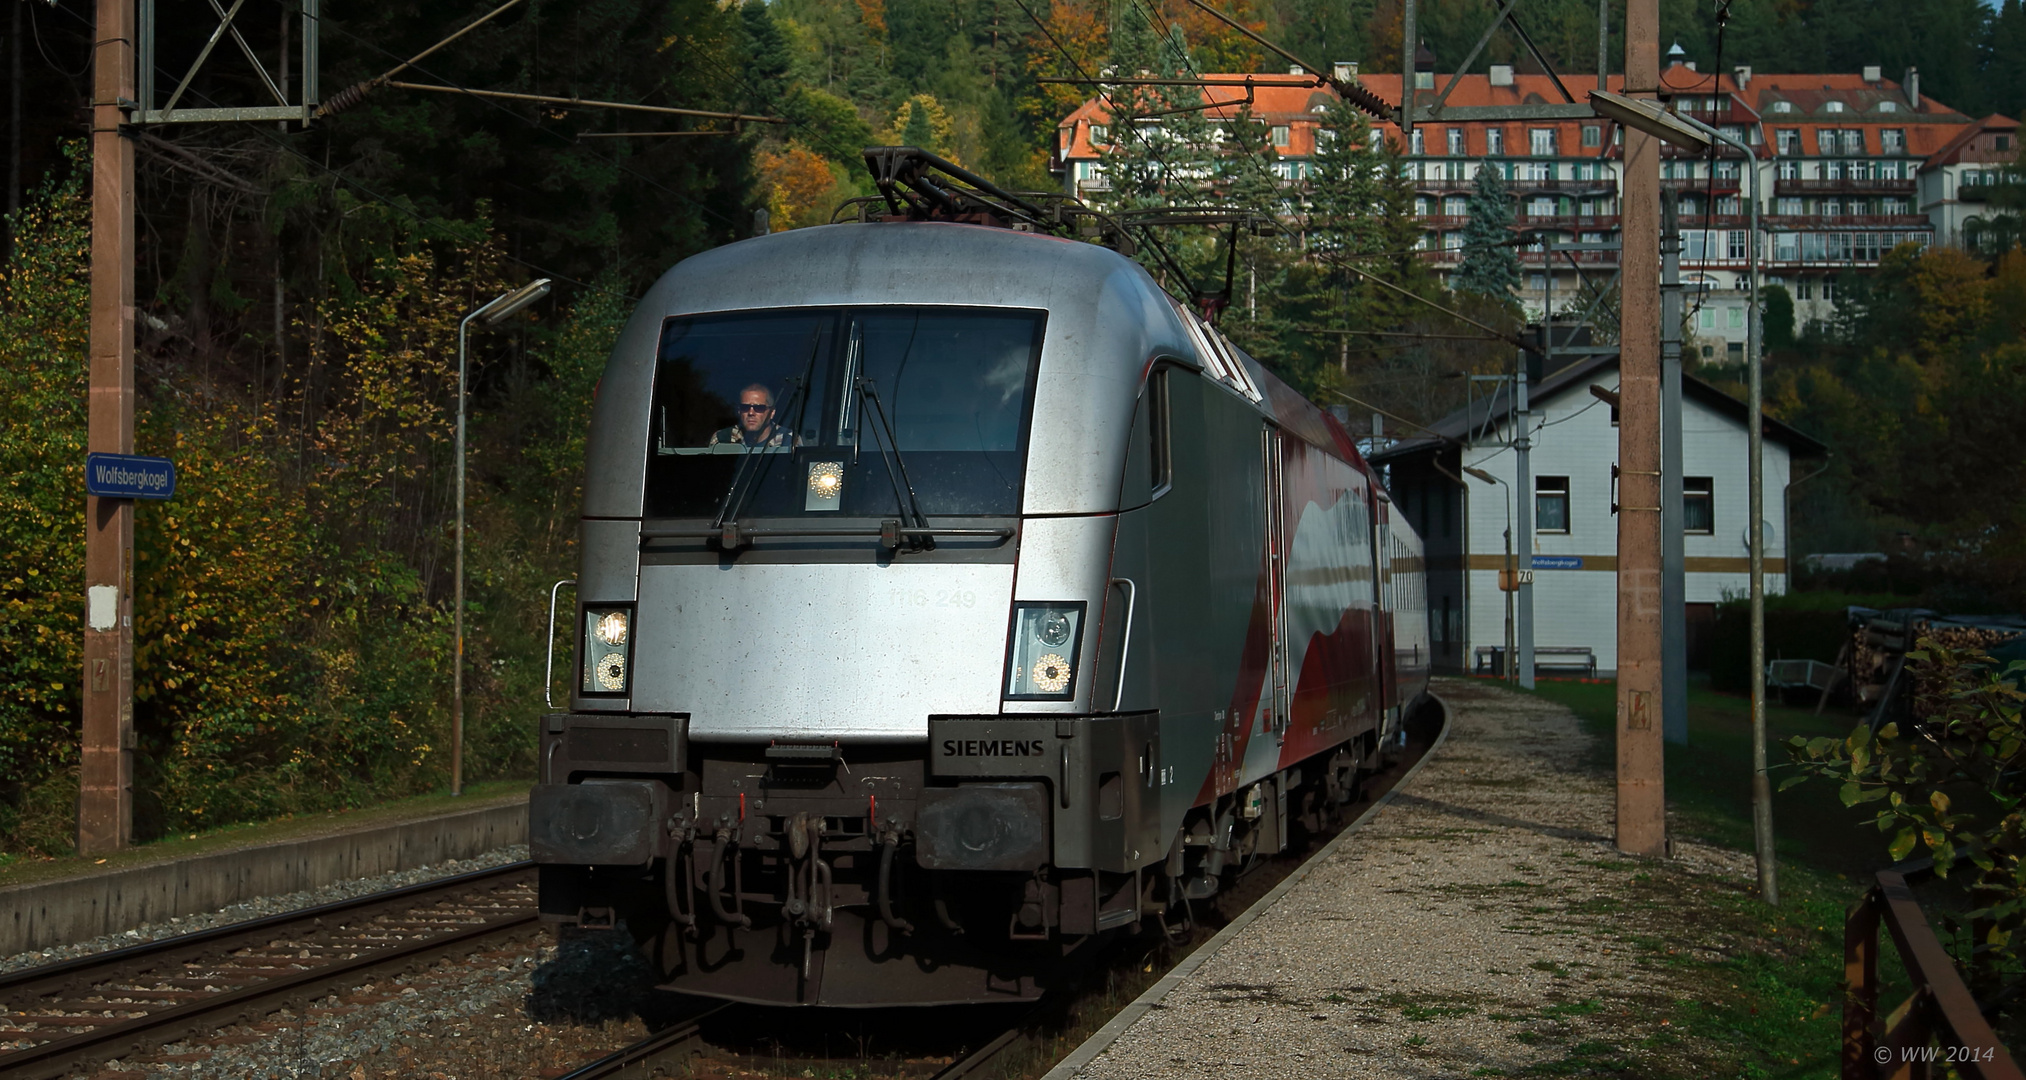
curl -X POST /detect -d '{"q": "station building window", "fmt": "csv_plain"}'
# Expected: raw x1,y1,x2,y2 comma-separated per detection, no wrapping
1683,477,1714,533
1536,476,1571,534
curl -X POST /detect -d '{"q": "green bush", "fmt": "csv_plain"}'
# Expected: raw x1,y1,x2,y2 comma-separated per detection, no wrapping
1707,590,1904,695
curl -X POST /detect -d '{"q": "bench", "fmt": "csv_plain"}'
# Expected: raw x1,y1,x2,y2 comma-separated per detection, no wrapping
1474,645,1598,679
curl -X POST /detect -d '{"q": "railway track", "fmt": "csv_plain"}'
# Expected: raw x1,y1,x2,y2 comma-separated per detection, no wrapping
0,861,539,1079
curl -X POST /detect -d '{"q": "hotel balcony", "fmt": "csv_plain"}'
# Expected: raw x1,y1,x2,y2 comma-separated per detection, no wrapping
1662,176,1742,195
1762,213,1931,229
1773,177,1917,197
1515,214,1622,232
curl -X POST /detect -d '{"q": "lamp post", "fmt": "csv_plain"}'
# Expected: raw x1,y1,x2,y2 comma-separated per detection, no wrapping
1590,90,1775,904
453,278,552,796
1464,465,1515,684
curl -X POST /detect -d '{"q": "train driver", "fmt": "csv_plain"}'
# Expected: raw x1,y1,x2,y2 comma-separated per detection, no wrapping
709,383,793,448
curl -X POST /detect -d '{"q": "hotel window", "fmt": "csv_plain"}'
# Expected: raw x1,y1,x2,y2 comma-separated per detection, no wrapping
1817,129,1837,154
1271,125,1290,147
1882,129,1904,154
1796,278,1813,299
1841,130,1865,154
1777,129,1800,155
1411,128,1424,154
1536,477,1570,534
1444,195,1467,215
1530,128,1555,155
1487,128,1505,154
1415,196,1430,215
1718,196,1740,215
1729,230,1748,259
1582,124,1601,148
1683,478,1714,534
1447,128,1464,154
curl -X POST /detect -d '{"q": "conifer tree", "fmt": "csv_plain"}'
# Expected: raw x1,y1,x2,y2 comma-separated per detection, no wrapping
1453,164,1520,301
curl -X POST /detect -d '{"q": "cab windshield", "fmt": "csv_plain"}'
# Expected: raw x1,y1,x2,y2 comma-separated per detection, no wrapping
643,306,1045,519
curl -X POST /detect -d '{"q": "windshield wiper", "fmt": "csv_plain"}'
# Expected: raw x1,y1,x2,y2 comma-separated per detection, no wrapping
853,375,934,550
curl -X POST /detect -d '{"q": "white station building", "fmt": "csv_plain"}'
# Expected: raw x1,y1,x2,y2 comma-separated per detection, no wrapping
1370,353,1827,676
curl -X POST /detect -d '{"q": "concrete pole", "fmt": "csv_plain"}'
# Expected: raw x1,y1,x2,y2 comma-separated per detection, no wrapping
1746,139,1776,906
1615,0,1667,857
81,0,138,853
1597,0,1609,91
1661,200,1687,745
1399,0,1417,149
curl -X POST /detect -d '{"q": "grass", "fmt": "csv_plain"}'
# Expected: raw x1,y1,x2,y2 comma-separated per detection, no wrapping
1515,675,1915,1079
0,779,532,890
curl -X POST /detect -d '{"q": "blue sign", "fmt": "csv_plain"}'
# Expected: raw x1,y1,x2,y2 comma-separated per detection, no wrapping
1533,555,1584,570
84,453,176,500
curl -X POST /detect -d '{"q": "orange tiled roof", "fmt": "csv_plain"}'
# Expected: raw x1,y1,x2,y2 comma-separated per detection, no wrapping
1058,69,1980,163
1920,113,2020,168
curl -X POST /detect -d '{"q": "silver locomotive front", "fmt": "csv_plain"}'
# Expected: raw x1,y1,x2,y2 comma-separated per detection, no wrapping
532,222,1196,1005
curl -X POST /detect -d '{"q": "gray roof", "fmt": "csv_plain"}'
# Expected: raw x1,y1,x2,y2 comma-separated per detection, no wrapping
1367,351,1828,465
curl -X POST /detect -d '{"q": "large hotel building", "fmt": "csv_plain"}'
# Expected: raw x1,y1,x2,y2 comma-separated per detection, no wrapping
1056,49,2017,360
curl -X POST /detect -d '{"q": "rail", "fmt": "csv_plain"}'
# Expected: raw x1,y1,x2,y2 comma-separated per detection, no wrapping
553,1002,732,1079
0,862,537,1079
1843,863,2024,1080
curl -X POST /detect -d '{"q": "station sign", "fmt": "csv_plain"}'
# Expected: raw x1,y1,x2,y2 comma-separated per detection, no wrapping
1532,555,1584,570
84,453,176,500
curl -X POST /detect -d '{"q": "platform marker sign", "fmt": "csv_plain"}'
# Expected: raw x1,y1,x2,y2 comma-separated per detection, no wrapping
84,453,176,500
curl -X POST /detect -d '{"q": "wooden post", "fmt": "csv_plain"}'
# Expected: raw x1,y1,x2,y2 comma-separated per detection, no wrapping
80,0,137,854
1614,0,1666,856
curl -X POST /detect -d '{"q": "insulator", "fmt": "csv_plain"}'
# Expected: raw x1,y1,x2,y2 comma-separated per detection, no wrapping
315,81,375,119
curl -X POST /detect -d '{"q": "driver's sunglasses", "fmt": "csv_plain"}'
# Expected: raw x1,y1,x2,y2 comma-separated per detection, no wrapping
737,402,772,413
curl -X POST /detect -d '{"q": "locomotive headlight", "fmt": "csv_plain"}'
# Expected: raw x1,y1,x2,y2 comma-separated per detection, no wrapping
1004,602,1086,700
580,605,634,696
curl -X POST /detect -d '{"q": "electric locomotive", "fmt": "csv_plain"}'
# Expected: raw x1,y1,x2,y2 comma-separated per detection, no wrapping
531,152,1431,1007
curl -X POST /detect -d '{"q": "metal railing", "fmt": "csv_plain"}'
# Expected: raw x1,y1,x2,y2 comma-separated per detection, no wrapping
1844,862,2024,1080
1776,177,1917,196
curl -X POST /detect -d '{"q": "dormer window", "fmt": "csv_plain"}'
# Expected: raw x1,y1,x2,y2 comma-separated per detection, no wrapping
1771,100,1793,113
1826,101,1845,113
1090,124,1108,146
1879,101,1898,113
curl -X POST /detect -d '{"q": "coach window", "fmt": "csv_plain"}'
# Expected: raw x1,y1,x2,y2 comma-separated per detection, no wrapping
1536,476,1570,534
1149,367,1173,497
1684,477,1714,534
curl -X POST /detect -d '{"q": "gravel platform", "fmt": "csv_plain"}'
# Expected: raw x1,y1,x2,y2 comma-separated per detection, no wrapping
1060,678,1755,1080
